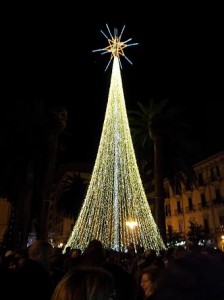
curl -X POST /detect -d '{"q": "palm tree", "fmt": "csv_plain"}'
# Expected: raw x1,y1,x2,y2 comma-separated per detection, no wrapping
128,99,200,244
51,169,87,220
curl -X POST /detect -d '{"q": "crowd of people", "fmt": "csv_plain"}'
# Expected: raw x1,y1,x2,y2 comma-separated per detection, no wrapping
0,239,224,299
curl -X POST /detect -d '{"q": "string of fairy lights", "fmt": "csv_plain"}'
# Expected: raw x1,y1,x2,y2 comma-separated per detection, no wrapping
63,25,166,253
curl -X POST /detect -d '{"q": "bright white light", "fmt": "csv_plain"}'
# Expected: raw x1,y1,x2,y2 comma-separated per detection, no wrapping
126,221,138,230
58,243,64,248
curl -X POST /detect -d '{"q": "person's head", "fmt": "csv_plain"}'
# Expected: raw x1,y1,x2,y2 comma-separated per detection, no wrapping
64,246,71,255
28,240,54,270
70,248,81,258
82,239,105,265
51,265,114,300
140,264,162,298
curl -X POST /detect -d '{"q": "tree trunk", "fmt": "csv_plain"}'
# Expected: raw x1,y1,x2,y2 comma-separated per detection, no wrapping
154,136,166,244
19,163,35,249
37,133,58,240
37,106,67,241
10,162,35,250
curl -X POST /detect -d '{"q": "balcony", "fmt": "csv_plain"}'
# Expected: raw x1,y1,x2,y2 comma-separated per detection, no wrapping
185,205,196,213
165,211,172,217
198,202,210,210
174,209,183,216
212,199,224,206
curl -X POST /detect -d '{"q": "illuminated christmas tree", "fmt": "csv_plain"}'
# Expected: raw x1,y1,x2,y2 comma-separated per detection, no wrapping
64,25,166,253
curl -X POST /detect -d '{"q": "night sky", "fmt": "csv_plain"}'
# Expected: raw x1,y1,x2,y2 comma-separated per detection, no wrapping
2,4,224,164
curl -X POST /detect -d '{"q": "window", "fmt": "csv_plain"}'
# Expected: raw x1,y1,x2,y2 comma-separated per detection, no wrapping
188,197,193,210
219,215,224,228
168,225,172,235
201,194,206,207
198,172,203,186
165,204,171,216
164,187,169,198
215,189,222,203
211,166,220,181
203,219,210,234
178,221,183,233
177,201,182,213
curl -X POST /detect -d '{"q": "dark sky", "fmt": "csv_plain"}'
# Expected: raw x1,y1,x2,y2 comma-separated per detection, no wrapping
3,4,224,164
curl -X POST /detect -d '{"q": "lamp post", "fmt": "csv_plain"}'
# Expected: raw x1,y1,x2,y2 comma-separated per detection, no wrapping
126,220,138,250
126,221,138,252
126,221,138,231
126,220,140,277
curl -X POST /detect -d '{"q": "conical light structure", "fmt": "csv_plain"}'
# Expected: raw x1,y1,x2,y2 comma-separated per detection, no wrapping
64,26,166,253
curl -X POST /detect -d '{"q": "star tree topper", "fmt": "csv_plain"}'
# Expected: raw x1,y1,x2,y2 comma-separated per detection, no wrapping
92,24,138,71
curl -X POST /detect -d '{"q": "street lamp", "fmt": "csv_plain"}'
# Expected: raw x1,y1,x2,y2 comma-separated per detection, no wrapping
126,220,140,276
126,221,138,230
126,220,138,249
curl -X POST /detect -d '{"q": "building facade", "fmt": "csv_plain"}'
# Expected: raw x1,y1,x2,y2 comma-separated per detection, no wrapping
163,151,224,249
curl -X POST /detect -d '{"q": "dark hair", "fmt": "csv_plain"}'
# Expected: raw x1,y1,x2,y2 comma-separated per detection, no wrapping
51,265,113,300
141,264,162,283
